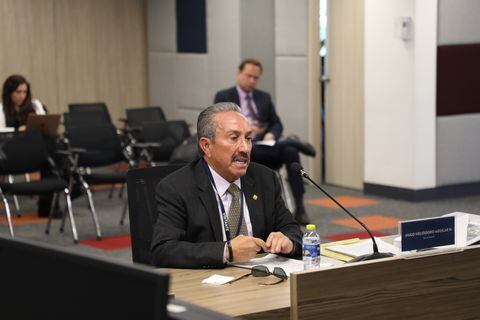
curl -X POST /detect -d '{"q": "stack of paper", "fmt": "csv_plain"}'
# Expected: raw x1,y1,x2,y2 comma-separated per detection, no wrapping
442,212,480,247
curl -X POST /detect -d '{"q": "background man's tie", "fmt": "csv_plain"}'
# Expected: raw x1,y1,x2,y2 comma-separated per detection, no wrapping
245,94,259,121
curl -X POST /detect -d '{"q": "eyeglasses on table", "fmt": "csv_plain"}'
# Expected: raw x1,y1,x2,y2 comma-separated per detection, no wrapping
228,265,287,285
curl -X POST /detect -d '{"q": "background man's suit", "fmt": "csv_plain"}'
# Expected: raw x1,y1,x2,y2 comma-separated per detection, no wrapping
214,87,282,141
151,159,302,268
214,86,305,203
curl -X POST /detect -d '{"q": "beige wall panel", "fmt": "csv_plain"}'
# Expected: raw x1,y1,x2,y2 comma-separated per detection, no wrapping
54,0,147,125
325,0,364,189
0,0,147,126
0,0,58,112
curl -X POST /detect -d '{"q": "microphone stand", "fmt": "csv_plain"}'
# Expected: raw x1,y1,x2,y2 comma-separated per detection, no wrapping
296,166,394,262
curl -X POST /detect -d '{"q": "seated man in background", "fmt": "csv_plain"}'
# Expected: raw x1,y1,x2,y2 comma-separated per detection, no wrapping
214,58,312,225
151,103,302,268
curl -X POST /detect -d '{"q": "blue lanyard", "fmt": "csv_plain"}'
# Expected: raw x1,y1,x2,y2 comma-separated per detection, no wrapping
201,158,245,240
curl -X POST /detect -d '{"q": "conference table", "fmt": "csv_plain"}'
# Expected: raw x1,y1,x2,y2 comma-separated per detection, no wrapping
162,243,480,320
162,256,341,320
166,266,290,319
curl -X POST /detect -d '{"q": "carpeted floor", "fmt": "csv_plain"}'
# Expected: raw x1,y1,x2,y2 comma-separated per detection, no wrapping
1,181,480,264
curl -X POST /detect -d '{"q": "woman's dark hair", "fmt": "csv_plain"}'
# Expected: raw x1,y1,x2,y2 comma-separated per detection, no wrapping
2,74,35,123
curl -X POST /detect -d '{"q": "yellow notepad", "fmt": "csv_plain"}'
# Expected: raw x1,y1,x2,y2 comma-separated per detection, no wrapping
321,238,361,262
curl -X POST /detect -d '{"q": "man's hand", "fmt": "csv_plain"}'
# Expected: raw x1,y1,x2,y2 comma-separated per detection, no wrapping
229,235,267,262
265,232,293,254
263,132,275,141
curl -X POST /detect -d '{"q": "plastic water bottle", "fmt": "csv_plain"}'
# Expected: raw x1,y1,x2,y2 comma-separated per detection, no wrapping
303,224,321,270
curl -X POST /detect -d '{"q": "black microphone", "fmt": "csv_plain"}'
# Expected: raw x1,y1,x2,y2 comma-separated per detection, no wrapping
291,162,394,262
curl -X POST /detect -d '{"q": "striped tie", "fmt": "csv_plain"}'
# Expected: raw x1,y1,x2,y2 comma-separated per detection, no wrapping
227,183,248,236
245,94,259,121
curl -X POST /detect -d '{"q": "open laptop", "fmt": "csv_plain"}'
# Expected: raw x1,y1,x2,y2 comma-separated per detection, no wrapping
26,114,61,136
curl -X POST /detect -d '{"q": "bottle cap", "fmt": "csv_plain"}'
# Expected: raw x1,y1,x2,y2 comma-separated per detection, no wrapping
306,224,316,230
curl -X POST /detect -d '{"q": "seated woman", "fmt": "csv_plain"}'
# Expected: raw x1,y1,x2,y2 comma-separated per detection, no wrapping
1,75,46,130
1,74,59,217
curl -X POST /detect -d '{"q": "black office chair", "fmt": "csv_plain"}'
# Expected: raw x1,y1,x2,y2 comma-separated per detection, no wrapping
168,133,201,164
61,112,70,129
66,103,136,199
0,131,75,240
125,107,190,147
125,107,166,128
139,121,179,164
166,120,191,145
51,124,129,239
127,164,185,265
68,102,112,125
124,107,191,166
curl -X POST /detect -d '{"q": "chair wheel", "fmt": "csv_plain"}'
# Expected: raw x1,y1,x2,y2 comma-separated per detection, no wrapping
45,230,49,235
60,228,64,233
97,236,102,241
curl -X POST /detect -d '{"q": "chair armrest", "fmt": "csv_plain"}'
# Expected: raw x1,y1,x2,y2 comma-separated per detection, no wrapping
122,126,142,134
56,148,87,156
47,156,62,177
131,142,163,149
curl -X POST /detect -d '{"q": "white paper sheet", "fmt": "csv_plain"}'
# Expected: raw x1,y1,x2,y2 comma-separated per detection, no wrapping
254,140,276,147
326,237,400,258
201,274,235,285
167,303,187,313
231,253,304,276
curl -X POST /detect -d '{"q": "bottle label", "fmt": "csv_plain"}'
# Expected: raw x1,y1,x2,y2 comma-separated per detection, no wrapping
303,243,320,258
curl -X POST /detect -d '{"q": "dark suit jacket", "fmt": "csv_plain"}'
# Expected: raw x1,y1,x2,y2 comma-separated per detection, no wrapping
151,159,302,268
214,86,283,141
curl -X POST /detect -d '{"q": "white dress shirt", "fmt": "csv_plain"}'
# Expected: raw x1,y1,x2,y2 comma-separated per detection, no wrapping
0,99,46,129
208,164,253,240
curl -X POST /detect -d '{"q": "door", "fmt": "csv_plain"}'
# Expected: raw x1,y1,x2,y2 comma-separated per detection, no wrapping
324,0,364,189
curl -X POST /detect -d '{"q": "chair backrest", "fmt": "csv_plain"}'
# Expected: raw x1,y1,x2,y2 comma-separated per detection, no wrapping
127,164,185,265
0,131,49,175
126,107,166,127
141,121,178,162
68,102,112,126
62,112,70,128
169,134,200,164
67,124,125,167
166,120,191,144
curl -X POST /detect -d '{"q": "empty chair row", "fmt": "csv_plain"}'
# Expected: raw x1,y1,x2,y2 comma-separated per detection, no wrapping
63,103,195,165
